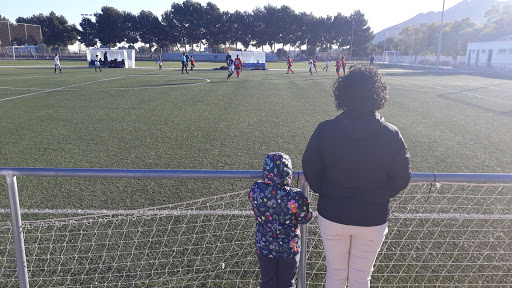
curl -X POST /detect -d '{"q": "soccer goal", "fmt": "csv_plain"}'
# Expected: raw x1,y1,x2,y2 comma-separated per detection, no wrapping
86,48,136,68
1,168,511,287
383,50,398,64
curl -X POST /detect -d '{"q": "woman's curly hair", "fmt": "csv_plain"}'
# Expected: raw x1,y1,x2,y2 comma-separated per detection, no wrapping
333,65,388,112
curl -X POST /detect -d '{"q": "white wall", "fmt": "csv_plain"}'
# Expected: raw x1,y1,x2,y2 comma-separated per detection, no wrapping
466,41,512,70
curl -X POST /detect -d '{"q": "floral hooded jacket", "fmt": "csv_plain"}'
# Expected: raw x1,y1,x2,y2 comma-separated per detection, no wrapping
249,152,313,258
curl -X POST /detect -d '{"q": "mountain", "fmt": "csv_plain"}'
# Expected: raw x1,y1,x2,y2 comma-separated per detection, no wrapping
373,0,512,43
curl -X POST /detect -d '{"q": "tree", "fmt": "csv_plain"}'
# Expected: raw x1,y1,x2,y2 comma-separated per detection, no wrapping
123,12,139,46
17,12,77,52
441,18,478,60
481,3,512,40
0,14,9,22
77,17,98,48
348,10,374,58
278,6,297,50
165,0,204,51
95,6,125,48
329,13,351,52
137,10,161,53
202,2,224,48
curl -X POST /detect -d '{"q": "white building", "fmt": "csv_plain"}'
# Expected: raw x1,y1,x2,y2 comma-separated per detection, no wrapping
466,38,512,71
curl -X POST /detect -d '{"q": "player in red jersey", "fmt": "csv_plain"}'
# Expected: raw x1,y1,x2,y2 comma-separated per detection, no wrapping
313,58,317,72
342,56,347,75
234,55,242,78
335,57,342,77
286,56,294,74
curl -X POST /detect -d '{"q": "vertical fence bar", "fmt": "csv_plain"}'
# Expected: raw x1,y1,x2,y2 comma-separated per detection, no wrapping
298,173,309,288
6,174,30,288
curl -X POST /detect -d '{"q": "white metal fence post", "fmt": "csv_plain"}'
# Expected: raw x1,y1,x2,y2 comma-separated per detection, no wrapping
298,172,309,288
6,174,30,288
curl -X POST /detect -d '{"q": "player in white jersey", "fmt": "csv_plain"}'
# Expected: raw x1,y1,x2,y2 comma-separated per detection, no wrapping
226,57,235,81
94,55,102,72
54,54,62,73
322,57,330,71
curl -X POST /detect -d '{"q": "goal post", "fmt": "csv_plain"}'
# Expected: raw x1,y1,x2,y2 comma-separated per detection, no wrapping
383,50,398,64
0,21,42,60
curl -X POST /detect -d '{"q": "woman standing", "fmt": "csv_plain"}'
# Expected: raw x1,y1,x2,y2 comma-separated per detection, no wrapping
302,66,411,288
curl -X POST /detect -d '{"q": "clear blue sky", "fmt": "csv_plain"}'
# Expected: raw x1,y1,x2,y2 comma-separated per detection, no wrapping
2,0,464,33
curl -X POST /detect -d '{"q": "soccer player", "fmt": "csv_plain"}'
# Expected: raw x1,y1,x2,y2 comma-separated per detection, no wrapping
313,58,318,72
226,57,235,81
94,55,102,72
286,56,294,74
322,57,330,71
309,57,313,75
190,56,195,70
335,57,341,77
54,54,62,73
181,52,189,74
234,54,242,78
156,56,162,70
342,56,347,75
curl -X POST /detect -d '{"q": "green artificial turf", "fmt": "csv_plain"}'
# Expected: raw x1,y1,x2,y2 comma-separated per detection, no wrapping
0,63,511,215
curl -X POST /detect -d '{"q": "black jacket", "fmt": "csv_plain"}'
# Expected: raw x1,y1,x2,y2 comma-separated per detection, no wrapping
302,111,411,226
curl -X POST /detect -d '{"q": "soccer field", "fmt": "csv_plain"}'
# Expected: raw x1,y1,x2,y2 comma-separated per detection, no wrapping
0,62,511,216
0,61,511,287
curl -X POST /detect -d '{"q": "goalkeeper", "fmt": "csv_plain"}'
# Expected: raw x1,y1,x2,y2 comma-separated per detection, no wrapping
249,152,312,288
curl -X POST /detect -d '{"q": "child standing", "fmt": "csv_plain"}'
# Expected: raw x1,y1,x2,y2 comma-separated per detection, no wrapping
249,152,313,288
286,56,294,74
94,55,102,72
54,53,62,73
190,56,195,70
342,56,347,75
156,56,163,70
323,57,330,71
335,57,341,77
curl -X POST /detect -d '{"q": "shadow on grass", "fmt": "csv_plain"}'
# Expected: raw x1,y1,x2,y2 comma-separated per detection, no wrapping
436,89,512,118
379,66,512,81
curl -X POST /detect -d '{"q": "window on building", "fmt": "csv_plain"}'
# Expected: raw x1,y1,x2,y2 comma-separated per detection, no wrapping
509,48,512,54
498,48,507,54
481,49,486,54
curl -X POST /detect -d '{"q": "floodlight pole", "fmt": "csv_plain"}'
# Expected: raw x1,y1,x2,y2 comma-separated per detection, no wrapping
350,17,355,61
436,0,446,71
81,14,94,48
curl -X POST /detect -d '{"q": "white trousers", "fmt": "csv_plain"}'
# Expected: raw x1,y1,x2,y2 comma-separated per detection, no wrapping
318,214,388,288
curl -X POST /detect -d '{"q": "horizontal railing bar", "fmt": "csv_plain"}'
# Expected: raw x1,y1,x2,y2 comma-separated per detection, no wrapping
0,168,511,184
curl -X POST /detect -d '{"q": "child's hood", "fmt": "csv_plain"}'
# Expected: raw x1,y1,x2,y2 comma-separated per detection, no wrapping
262,152,293,186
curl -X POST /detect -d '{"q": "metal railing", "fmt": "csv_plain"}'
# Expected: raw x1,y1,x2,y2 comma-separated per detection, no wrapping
2,167,512,288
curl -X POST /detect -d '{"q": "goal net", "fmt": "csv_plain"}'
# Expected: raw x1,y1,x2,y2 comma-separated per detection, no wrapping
0,183,511,287
383,50,398,64
0,21,42,59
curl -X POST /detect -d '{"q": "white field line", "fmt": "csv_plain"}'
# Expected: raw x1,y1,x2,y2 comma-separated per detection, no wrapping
0,73,150,102
0,208,510,220
393,78,512,105
0,74,209,101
